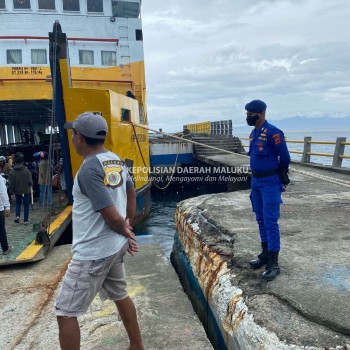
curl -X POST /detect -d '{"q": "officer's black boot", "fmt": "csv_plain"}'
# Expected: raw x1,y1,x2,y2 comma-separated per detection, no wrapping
261,251,280,281
249,242,268,269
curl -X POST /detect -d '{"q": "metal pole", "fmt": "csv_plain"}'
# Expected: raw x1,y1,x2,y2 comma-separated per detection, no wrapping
49,21,74,205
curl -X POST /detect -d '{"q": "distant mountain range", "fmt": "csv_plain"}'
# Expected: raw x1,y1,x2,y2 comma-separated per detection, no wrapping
233,116,350,132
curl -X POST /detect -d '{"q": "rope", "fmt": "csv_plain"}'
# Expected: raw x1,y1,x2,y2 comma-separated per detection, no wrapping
130,122,181,190
290,167,350,189
151,142,180,190
134,124,241,156
130,123,148,168
131,123,350,189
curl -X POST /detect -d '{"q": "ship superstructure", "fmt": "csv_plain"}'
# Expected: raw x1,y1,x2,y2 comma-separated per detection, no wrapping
0,0,151,265
0,0,146,143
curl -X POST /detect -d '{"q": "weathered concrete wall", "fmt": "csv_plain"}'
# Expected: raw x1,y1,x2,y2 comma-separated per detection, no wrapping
173,175,350,350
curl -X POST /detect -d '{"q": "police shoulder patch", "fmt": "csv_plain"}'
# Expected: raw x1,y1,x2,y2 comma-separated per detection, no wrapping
103,165,123,189
272,133,282,145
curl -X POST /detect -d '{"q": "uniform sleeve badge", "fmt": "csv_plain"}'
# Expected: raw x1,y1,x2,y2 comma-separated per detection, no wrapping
104,166,123,188
272,133,282,145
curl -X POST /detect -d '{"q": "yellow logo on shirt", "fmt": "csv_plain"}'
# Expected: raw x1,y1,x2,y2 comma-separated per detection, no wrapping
104,166,123,189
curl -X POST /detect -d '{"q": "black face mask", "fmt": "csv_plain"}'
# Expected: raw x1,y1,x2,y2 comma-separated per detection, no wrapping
246,114,260,126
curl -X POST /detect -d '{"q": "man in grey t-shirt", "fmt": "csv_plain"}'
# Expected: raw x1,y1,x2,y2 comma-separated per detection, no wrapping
56,112,143,350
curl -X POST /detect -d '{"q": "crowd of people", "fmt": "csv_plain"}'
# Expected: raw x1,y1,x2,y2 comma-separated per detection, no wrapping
0,150,66,255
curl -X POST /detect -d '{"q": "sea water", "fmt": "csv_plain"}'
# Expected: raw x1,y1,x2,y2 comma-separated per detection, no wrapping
134,187,210,258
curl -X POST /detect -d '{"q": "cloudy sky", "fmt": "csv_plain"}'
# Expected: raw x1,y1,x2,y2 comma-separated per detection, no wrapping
141,0,350,132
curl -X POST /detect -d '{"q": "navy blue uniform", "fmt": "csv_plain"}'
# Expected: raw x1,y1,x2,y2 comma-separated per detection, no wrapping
248,120,290,251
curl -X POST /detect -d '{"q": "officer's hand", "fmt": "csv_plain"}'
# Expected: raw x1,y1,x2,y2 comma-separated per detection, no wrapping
280,169,290,186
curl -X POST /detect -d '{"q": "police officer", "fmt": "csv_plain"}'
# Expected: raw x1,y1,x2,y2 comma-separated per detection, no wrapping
246,100,290,281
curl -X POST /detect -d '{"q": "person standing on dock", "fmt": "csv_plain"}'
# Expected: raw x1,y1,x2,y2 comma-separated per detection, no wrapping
55,112,143,350
8,153,33,225
0,175,11,255
38,151,53,207
245,100,290,281
0,156,11,176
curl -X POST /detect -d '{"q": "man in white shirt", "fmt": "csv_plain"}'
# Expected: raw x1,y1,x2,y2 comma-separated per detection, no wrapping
0,176,11,255
55,112,143,350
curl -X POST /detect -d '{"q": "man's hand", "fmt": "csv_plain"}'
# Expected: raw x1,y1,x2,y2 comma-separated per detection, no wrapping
100,207,139,255
127,239,139,256
123,219,139,256
4,209,10,217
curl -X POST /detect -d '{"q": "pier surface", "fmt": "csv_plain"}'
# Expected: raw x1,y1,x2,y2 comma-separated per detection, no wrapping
175,156,350,349
0,243,212,350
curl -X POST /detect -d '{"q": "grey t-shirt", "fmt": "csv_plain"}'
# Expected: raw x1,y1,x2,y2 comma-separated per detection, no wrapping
71,150,133,260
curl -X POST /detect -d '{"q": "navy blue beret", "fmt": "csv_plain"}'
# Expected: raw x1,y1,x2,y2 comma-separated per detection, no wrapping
245,100,267,113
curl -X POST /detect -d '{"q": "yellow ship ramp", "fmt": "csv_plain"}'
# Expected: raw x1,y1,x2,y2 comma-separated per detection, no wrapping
0,196,72,266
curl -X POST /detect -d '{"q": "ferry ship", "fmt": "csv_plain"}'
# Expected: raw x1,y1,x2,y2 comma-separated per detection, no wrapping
0,0,151,265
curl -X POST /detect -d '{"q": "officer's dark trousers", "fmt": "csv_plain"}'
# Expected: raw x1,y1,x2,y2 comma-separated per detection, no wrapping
250,175,283,251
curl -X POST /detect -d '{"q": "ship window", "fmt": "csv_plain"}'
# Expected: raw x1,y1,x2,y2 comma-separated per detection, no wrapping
45,125,59,134
38,0,55,10
13,0,31,9
63,0,79,11
31,49,47,64
135,29,143,41
79,50,94,65
7,50,22,64
121,108,131,122
87,0,102,12
112,1,140,18
0,0,5,9
101,51,117,66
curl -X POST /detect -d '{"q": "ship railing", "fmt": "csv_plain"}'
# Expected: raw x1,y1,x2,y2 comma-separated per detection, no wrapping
239,136,350,168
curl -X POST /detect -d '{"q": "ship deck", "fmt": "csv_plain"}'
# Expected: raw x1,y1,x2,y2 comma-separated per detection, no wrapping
0,191,72,266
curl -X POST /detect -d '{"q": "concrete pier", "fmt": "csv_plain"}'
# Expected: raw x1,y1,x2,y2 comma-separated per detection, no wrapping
173,162,350,349
0,243,212,350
